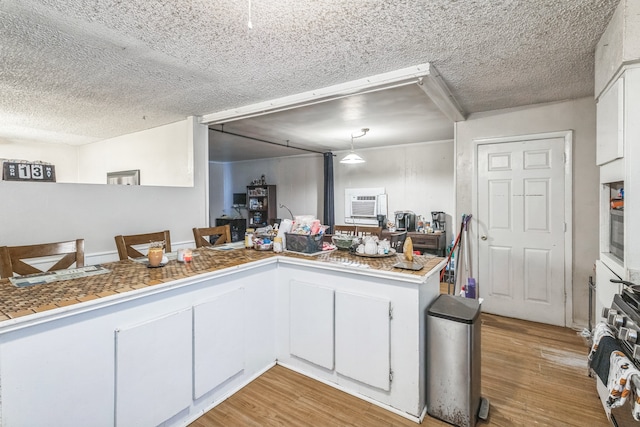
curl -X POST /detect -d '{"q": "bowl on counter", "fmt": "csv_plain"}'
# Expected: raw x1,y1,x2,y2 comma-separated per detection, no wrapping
254,242,273,251
253,237,274,251
332,234,357,250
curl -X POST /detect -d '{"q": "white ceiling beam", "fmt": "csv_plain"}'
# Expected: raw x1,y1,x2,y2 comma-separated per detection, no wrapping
416,64,466,122
201,63,463,125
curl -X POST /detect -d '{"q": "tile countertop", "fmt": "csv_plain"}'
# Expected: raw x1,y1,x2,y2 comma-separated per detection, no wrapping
0,248,444,321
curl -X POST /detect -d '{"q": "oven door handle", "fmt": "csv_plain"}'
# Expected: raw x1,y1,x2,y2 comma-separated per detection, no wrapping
611,279,639,289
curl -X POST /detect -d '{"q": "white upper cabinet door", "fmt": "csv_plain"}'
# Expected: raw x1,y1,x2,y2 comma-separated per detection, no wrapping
597,77,624,166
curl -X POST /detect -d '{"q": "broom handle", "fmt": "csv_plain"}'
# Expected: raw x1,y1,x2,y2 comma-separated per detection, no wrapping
464,216,471,277
440,215,466,282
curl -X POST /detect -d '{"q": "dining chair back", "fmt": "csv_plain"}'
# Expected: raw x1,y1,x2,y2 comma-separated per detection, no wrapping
114,230,171,260
334,225,357,235
356,226,382,238
193,225,232,248
0,239,85,278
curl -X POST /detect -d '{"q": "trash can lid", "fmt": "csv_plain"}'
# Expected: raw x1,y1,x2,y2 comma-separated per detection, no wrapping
428,294,480,324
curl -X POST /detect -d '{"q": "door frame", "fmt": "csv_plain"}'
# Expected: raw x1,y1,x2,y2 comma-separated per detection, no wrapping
471,131,573,326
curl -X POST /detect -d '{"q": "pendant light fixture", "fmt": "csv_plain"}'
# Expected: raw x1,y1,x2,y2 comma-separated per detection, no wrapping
340,128,369,164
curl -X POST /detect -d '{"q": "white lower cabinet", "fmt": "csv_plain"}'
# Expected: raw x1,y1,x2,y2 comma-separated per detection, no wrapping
335,290,391,391
0,267,277,427
276,261,442,418
289,281,335,369
287,281,391,390
193,287,245,399
596,260,622,320
0,259,439,425
115,308,193,427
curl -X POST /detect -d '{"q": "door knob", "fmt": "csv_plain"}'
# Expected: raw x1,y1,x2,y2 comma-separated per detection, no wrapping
481,235,487,240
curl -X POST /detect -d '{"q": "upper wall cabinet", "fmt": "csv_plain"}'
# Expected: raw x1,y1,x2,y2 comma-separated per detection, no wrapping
596,77,624,166
595,0,640,97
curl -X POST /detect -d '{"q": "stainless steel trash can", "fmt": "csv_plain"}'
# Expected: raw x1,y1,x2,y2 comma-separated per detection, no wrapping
426,294,488,427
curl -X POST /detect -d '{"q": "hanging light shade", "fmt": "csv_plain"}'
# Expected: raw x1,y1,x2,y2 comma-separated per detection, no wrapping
340,128,369,164
340,151,366,164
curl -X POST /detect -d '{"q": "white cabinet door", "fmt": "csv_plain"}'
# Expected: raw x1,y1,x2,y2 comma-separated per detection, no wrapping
115,308,192,427
596,260,622,320
289,280,334,369
335,290,390,391
597,77,624,165
193,287,245,399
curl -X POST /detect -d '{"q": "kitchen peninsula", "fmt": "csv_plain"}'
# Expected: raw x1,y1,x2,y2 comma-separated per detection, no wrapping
0,248,445,426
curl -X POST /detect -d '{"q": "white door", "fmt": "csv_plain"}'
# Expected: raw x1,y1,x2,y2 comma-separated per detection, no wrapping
477,136,566,326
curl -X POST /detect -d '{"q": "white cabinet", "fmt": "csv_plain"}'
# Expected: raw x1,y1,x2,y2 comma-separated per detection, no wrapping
594,0,640,96
276,261,443,418
115,309,192,427
624,68,640,274
598,67,640,276
193,288,245,399
595,260,622,320
596,1,640,278
335,290,391,391
289,281,334,369
596,77,624,166
0,313,116,427
0,268,277,427
288,282,391,390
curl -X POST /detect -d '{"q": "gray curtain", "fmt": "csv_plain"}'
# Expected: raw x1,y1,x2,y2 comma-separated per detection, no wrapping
323,152,335,232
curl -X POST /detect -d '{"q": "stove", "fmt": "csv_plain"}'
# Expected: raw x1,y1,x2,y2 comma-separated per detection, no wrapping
604,290,640,361
600,288,640,426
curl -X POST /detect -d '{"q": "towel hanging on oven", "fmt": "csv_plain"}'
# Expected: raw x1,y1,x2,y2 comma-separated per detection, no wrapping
607,351,640,421
589,322,618,383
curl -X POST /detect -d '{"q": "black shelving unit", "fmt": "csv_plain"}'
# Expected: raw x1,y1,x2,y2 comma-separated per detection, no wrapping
247,185,276,228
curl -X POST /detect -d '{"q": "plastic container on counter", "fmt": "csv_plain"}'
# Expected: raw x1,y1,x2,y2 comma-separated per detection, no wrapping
245,228,255,248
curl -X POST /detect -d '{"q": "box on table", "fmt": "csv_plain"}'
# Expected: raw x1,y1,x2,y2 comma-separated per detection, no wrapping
285,233,323,254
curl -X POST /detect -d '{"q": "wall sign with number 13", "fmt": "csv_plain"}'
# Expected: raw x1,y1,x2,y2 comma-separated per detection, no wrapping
2,162,56,182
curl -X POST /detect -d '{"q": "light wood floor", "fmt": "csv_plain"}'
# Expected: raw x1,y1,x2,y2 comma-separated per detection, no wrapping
191,313,608,426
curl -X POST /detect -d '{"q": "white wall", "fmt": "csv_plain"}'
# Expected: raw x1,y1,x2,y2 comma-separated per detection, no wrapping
209,155,324,222
334,141,455,241
0,117,209,261
455,97,598,328
0,140,79,183
77,121,193,187
210,141,455,243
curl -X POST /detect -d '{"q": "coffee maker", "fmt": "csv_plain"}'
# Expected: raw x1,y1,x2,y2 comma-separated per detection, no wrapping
395,211,416,231
431,211,446,233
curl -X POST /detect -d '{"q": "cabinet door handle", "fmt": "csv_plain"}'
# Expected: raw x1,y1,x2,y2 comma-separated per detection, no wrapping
481,235,487,241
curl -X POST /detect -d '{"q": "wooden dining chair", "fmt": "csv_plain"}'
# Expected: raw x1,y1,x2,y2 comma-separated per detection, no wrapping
356,226,382,238
333,225,357,235
193,225,231,248
114,230,171,261
0,239,85,279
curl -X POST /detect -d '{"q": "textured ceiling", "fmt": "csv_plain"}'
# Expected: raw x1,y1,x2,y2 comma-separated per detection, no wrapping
1,0,620,149
209,83,454,161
